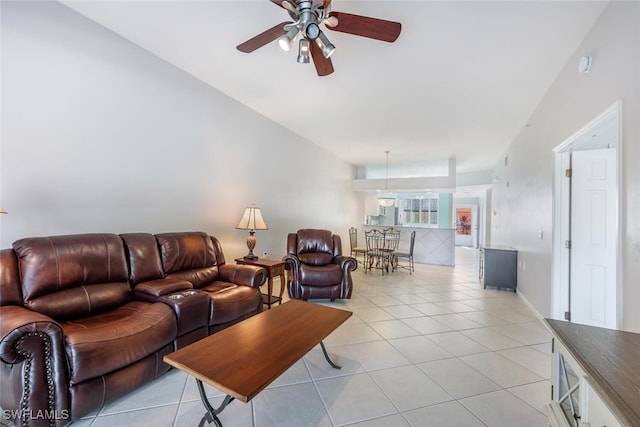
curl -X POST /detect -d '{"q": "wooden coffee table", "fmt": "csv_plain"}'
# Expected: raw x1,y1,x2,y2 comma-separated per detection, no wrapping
163,299,352,427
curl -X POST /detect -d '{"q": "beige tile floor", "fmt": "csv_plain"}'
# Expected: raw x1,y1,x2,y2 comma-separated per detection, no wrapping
72,247,552,427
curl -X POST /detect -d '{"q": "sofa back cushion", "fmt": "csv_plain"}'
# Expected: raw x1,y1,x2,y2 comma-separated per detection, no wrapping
155,232,219,288
12,234,130,320
120,233,164,285
294,229,335,266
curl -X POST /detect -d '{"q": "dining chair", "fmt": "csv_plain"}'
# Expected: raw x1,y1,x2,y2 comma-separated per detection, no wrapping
394,230,415,274
365,229,398,275
348,227,367,263
364,229,383,275
381,228,400,272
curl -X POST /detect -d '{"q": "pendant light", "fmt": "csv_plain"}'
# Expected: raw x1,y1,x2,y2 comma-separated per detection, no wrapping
378,150,395,207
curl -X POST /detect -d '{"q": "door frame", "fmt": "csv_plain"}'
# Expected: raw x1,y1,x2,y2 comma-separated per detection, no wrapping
551,100,622,328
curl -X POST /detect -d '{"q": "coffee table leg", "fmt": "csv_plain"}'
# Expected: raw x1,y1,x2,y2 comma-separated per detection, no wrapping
320,341,341,369
196,379,235,427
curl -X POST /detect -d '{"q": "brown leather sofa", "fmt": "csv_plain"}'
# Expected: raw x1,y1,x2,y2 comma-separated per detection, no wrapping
283,229,357,301
0,231,266,426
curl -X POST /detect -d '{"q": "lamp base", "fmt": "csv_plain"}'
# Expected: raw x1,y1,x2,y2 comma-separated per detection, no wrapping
244,231,258,260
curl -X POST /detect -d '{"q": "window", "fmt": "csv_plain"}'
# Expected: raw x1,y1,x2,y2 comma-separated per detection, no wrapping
402,197,439,226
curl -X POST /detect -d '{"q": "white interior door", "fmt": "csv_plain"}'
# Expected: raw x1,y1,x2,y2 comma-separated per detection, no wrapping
570,148,617,328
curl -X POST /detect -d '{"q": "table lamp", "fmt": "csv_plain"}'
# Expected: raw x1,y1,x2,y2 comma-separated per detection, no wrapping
235,204,268,260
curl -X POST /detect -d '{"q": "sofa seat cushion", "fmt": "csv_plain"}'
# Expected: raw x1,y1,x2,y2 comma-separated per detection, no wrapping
166,267,219,290
61,301,177,384
199,282,262,325
299,263,342,286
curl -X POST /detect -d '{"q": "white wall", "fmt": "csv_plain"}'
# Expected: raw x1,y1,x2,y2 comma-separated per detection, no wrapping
0,1,358,259
490,1,640,332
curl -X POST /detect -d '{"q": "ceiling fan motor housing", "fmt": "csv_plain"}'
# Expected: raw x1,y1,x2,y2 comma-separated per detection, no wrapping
297,1,322,40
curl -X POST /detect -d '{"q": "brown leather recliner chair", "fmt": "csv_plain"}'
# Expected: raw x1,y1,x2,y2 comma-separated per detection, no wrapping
283,229,357,301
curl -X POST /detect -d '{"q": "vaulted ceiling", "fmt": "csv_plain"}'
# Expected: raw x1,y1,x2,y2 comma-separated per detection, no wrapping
60,0,608,177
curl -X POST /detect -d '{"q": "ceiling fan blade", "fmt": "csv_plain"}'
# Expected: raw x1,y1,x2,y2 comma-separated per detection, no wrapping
326,12,401,43
322,0,332,9
309,42,334,76
236,22,291,53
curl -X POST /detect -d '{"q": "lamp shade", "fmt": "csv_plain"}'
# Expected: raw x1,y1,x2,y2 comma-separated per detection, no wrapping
235,205,269,231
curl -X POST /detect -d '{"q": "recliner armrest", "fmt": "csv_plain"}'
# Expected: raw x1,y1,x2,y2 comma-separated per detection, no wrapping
333,255,358,272
282,254,301,281
134,278,193,297
218,264,267,288
282,254,300,269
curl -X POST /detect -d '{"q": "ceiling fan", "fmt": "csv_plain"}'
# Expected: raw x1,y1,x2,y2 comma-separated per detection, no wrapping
236,0,402,77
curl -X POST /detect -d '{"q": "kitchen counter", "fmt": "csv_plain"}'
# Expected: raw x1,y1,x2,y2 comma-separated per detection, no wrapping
361,225,455,266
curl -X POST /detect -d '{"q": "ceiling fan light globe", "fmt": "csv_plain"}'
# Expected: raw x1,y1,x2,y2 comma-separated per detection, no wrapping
279,26,299,51
278,37,293,51
318,40,335,58
316,31,336,58
297,38,311,63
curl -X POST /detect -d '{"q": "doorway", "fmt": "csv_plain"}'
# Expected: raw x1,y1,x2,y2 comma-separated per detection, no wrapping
454,205,479,248
552,101,621,329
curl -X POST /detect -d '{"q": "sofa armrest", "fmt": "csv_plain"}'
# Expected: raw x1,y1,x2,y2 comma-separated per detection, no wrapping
133,278,210,339
218,264,267,289
0,306,70,426
0,306,62,363
134,278,193,298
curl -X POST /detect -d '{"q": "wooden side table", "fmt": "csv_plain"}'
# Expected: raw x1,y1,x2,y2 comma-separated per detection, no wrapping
235,258,286,308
